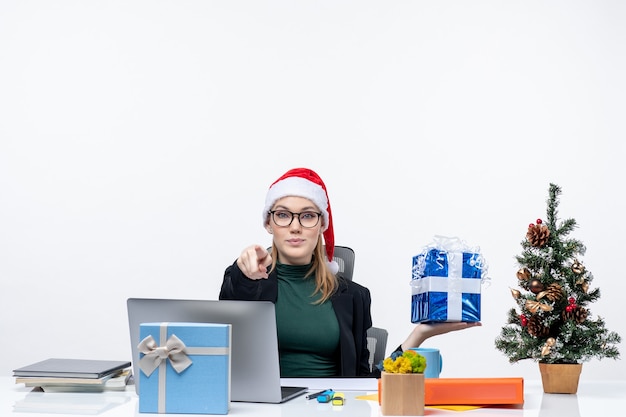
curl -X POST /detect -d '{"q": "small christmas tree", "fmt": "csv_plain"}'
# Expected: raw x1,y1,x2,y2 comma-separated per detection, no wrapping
495,183,621,364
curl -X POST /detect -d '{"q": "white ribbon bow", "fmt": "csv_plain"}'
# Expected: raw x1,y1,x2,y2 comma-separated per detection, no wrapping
138,334,192,377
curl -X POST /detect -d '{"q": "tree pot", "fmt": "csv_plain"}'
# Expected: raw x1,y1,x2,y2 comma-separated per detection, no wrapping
538,362,583,394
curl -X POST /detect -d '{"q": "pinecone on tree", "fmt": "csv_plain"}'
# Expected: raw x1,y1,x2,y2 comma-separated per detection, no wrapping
526,223,550,247
527,315,550,337
562,306,588,324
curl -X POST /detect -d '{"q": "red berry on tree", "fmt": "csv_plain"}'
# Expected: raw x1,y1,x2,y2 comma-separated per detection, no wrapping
536,218,543,224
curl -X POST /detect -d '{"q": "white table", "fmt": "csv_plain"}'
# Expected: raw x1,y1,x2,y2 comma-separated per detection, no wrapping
2,376,625,416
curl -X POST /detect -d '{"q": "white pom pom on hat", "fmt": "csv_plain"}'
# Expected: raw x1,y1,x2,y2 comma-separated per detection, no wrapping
263,167,339,274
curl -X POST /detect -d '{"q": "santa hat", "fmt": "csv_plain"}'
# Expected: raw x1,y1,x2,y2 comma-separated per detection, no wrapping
263,168,338,274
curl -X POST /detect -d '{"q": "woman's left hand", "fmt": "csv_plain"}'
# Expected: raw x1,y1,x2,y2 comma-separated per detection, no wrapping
400,321,482,351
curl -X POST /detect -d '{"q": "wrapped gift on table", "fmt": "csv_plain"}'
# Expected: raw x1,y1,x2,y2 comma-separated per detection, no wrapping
411,236,488,323
138,322,231,414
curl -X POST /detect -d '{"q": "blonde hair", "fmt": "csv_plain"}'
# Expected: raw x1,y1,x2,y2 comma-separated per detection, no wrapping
269,235,338,304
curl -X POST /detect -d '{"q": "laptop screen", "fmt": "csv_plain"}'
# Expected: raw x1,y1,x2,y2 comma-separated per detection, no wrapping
126,298,307,403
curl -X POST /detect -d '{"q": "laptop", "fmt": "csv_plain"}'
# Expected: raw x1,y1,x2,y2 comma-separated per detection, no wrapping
126,298,308,403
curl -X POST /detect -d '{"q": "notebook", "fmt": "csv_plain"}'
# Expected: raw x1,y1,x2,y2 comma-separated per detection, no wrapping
126,298,308,403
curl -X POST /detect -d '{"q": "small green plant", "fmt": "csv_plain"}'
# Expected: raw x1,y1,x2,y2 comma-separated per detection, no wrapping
377,350,426,374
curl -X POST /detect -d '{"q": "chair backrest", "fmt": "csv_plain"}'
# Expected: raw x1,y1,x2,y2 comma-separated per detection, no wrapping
331,245,355,280
367,326,389,372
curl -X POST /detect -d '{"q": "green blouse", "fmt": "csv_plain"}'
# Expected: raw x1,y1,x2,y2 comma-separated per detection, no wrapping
275,262,340,377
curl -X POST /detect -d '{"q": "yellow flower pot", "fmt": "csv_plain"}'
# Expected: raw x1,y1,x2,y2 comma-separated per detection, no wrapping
380,372,425,416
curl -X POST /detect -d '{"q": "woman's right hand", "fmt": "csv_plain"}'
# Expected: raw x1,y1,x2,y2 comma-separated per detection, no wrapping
237,245,273,279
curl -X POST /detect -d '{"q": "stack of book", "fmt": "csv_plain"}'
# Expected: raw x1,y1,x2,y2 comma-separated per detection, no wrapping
13,358,132,392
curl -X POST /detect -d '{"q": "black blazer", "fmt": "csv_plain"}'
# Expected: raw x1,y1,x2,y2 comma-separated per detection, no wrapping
219,261,375,377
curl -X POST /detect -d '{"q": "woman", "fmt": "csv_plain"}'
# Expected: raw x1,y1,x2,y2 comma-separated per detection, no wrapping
219,167,480,377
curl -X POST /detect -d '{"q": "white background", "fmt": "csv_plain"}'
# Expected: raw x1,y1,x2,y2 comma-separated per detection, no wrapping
1,0,624,381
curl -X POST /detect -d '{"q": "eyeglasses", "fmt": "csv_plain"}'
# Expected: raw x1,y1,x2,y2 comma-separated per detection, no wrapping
269,210,322,228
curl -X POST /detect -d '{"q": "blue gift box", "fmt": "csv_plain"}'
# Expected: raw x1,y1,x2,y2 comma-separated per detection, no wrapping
138,322,231,414
411,248,484,323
